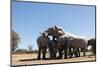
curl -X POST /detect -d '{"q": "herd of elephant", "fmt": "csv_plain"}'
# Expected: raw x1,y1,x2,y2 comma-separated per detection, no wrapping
37,25,96,60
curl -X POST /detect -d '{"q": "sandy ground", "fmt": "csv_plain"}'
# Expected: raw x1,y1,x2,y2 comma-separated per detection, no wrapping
12,52,96,66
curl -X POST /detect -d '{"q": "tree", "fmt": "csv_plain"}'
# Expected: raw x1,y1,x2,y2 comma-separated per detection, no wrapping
28,44,33,51
12,30,20,52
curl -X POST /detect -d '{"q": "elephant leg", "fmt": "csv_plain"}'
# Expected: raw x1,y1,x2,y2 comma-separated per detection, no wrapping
42,48,47,59
51,49,54,59
50,52,53,59
78,48,80,57
64,48,67,59
75,48,80,57
51,48,54,59
83,49,86,57
75,50,78,57
93,46,96,55
54,53,56,59
73,48,78,57
69,48,73,58
37,48,41,60
55,48,57,58
58,48,63,59
58,48,60,59
49,48,52,59
60,49,63,59
54,48,57,58
50,48,54,59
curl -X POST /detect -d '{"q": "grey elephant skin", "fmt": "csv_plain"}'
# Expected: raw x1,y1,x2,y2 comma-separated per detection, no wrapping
50,36,57,59
88,38,96,55
37,33,51,60
45,26,88,58
67,38,87,57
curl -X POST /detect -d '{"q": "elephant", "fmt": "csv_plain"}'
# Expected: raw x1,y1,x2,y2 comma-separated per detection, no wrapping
67,38,87,57
56,33,85,58
44,26,67,59
44,26,70,58
88,38,96,55
37,32,51,60
56,35,69,59
50,36,58,59
44,25,87,58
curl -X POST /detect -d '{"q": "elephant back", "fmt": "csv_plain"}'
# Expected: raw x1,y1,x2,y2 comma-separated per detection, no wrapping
67,38,87,49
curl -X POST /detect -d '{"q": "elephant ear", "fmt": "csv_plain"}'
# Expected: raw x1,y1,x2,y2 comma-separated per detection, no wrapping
44,32,48,37
40,32,48,37
54,25,63,32
53,25,58,30
45,27,54,35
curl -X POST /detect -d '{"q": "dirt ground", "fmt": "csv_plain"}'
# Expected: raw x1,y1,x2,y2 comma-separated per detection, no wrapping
12,52,96,66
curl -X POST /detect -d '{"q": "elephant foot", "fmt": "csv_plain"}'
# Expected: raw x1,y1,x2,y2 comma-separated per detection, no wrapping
78,54,80,57
58,56,62,59
76,56,80,57
64,57,68,59
56,57,59,59
37,57,41,60
77,55,81,57
53,57,57,59
69,56,72,58
69,55,73,58
75,55,79,57
83,54,86,57
42,57,46,60
75,56,79,58
64,55,68,59
50,56,54,59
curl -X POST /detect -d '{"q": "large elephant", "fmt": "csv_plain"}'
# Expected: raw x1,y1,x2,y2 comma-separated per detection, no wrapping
37,32,51,60
57,35,69,58
44,26,66,58
88,38,96,55
44,25,87,58
44,26,70,58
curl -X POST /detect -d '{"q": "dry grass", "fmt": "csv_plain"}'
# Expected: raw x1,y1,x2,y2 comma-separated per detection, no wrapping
12,52,96,66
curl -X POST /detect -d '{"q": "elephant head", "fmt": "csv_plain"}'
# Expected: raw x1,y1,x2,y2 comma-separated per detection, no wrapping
88,38,96,55
37,32,51,60
45,25,65,38
40,32,48,38
88,39,96,46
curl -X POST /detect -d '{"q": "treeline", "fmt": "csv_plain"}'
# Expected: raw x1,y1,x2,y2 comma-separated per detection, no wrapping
13,49,38,54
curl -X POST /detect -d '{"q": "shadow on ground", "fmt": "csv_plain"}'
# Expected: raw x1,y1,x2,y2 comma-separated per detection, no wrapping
20,58,62,61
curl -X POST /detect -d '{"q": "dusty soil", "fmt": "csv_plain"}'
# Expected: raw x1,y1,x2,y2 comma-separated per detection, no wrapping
12,52,96,66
